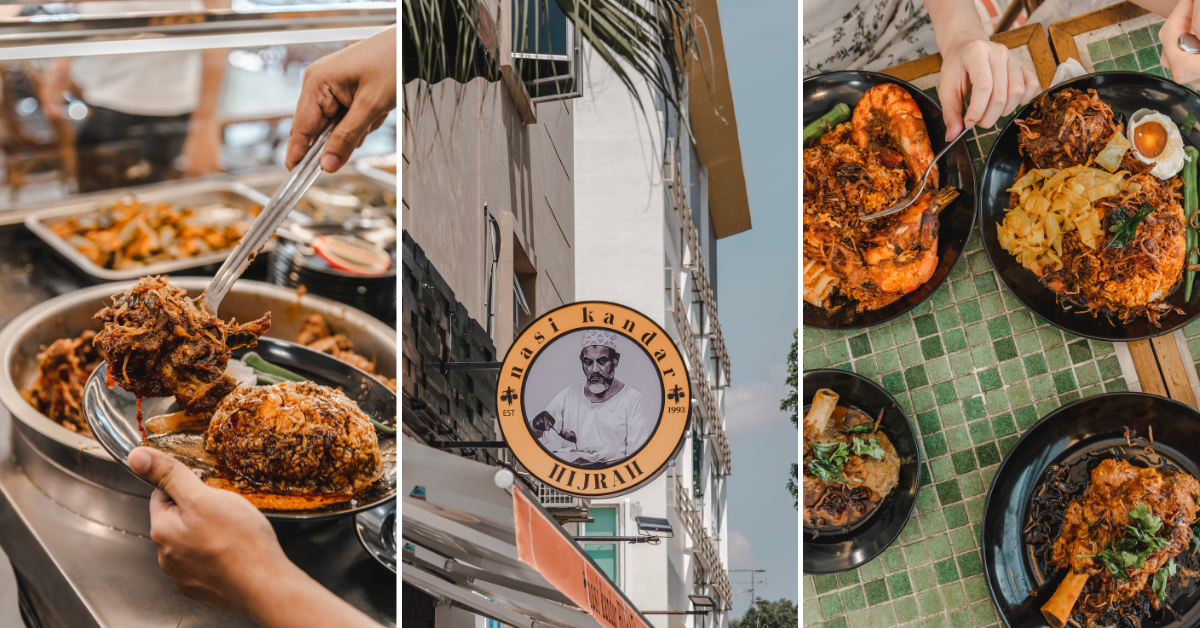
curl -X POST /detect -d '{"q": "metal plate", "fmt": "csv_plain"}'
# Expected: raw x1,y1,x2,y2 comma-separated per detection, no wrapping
84,337,397,521
356,500,396,572
241,167,396,230
353,153,397,187
24,179,272,281
802,71,977,330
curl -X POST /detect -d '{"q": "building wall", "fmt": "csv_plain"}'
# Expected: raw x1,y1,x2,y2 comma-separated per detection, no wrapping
573,58,664,322
402,78,576,356
402,74,582,623
402,75,579,627
574,55,730,628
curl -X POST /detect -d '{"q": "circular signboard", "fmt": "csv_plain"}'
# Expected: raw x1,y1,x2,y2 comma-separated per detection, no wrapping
496,301,692,498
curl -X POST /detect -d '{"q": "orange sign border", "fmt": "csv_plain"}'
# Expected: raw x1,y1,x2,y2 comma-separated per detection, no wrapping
513,485,654,628
496,301,691,498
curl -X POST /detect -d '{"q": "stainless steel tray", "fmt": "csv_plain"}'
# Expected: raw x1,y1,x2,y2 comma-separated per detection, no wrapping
354,153,397,187
240,167,395,226
24,180,272,281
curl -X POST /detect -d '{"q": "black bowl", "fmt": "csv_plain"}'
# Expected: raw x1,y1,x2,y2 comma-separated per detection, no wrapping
979,72,1200,341
982,393,1200,628
803,368,921,574
83,337,397,521
803,71,978,329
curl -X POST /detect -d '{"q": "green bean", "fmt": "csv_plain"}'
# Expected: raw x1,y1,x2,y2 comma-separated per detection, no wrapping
371,419,396,436
803,103,852,147
254,371,288,386
1186,146,1199,302
242,353,305,382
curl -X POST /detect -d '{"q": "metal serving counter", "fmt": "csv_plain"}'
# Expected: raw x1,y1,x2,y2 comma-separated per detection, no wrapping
0,224,397,627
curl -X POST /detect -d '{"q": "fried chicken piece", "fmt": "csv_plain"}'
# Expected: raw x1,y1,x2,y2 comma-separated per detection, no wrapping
94,276,271,414
296,313,396,391
205,381,381,495
296,313,332,346
1016,88,1121,169
21,331,104,435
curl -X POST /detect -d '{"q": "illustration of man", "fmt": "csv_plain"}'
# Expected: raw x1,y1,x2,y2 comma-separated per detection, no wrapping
530,330,652,467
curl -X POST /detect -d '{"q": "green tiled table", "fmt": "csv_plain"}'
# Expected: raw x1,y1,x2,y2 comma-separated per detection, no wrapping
1052,5,1166,77
802,229,1129,628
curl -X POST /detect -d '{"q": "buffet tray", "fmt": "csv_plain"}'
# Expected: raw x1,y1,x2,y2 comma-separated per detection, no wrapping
239,167,396,224
354,153,397,187
24,179,272,281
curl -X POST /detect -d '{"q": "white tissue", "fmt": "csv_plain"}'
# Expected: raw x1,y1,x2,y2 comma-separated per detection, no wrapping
1051,58,1088,87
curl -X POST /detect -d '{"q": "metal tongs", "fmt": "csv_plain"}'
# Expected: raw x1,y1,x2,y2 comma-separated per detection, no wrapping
201,112,344,316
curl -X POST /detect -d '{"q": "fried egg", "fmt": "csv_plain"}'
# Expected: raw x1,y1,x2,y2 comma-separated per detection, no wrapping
1127,109,1188,179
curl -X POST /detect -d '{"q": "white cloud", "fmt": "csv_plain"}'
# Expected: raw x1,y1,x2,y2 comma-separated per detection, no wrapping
724,363,791,435
728,529,754,569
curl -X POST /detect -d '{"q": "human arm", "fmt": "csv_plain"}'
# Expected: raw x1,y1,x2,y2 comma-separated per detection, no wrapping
286,26,396,173
181,0,230,177
37,57,72,121
128,447,379,628
924,0,1041,140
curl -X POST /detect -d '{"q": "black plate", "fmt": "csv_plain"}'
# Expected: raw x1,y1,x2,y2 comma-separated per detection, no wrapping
979,72,1200,341
803,71,978,329
803,368,921,574
84,337,397,521
982,393,1200,628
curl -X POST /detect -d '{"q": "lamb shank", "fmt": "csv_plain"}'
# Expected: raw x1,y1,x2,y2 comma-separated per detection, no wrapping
94,276,271,415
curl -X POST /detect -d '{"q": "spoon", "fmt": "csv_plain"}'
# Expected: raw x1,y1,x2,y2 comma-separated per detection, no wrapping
860,127,969,222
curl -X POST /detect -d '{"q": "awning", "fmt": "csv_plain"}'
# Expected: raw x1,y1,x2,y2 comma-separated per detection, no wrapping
401,440,653,628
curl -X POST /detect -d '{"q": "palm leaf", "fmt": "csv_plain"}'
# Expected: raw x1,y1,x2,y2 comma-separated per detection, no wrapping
402,0,710,139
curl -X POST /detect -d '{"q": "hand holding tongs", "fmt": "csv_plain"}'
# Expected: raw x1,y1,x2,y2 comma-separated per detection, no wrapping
202,111,344,316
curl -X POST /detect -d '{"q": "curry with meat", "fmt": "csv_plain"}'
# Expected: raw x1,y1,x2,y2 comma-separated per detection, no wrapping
51,198,260,270
1039,459,1200,628
803,388,900,530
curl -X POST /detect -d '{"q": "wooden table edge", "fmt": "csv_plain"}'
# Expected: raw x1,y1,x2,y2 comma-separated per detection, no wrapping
1048,0,1151,63
882,23,1057,89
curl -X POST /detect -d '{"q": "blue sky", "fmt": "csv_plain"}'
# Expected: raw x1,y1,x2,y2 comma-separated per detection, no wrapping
717,0,800,618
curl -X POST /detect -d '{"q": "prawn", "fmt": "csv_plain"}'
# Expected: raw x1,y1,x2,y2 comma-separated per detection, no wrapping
852,83,937,187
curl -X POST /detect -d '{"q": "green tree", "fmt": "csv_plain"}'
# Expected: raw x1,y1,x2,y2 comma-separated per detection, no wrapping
732,597,798,628
782,329,798,508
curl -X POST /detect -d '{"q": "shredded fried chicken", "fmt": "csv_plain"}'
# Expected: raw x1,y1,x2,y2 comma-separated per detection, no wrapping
1041,174,1187,325
94,276,271,415
205,381,381,496
1017,88,1123,169
21,331,103,435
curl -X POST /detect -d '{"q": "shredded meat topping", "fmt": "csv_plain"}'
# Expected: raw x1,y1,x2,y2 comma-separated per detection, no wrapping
21,331,104,435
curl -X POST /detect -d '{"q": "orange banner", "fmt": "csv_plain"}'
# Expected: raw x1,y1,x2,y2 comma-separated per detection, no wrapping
512,487,653,628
